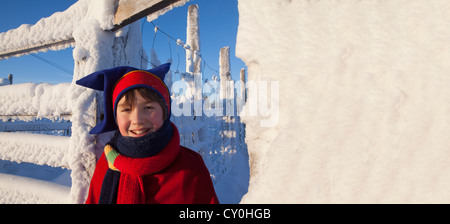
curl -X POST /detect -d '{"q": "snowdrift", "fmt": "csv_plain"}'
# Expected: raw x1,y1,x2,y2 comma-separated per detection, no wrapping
0,173,70,204
237,0,450,203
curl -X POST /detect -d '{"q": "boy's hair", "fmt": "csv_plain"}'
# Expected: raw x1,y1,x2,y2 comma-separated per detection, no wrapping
120,88,168,121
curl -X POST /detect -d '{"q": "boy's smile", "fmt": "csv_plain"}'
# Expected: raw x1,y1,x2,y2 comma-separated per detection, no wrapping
116,91,165,138
130,128,150,136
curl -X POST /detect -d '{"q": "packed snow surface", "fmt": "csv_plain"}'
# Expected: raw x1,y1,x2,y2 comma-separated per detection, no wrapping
237,0,450,203
0,173,70,203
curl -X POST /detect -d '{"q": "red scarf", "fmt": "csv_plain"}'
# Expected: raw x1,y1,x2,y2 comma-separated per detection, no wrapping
102,124,180,204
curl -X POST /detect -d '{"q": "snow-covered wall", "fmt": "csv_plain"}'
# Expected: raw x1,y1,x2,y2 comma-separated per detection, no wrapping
237,0,450,203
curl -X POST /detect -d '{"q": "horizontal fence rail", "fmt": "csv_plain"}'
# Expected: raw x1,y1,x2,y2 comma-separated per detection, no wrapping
0,119,71,133
0,114,72,122
0,132,71,169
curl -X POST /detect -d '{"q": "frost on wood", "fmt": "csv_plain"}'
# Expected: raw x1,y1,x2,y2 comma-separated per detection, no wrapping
186,4,201,74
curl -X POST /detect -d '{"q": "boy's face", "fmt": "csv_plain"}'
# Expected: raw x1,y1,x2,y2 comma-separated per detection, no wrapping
116,91,165,137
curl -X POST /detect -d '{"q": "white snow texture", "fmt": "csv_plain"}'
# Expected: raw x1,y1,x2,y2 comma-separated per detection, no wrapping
0,83,71,119
237,0,450,203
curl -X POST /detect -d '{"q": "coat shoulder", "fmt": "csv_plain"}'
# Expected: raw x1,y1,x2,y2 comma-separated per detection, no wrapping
175,146,209,171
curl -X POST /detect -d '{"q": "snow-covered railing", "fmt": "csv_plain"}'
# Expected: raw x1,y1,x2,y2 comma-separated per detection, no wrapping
0,132,71,169
0,82,73,171
0,83,73,164
0,0,188,60
0,81,95,203
0,119,71,135
0,83,72,120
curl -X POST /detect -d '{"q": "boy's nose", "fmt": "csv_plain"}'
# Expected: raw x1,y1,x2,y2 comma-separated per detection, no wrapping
131,108,145,124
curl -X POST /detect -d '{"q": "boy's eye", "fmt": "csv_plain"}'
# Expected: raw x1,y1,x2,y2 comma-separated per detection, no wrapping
120,107,131,112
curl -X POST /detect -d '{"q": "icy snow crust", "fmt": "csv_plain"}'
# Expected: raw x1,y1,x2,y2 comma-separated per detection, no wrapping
237,0,450,203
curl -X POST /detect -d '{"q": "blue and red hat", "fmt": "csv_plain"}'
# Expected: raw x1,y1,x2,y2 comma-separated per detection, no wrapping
76,63,171,134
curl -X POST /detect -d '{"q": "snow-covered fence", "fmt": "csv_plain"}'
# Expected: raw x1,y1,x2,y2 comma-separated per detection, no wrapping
0,81,96,203
163,4,249,203
0,119,71,135
0,83,72,119
0,133,71,169
0,82,73,167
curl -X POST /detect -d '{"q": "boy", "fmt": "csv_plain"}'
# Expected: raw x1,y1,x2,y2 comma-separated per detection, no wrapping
76,63,219,204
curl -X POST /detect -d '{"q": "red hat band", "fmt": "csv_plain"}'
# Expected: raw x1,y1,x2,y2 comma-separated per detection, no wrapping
112,70,170,115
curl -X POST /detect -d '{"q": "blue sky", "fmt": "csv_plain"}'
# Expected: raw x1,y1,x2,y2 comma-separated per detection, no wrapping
0,0,245,84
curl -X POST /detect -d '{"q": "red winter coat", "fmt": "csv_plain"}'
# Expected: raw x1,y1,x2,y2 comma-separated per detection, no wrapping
85,137,219,204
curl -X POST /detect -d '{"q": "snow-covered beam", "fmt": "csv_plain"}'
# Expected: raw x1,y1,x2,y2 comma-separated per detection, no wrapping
0,132,71,169
0,39,75,60
0,83,72,121
0,0,189,60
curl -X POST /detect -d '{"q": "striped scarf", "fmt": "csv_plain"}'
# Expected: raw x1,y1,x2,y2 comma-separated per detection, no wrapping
98,121,179,204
